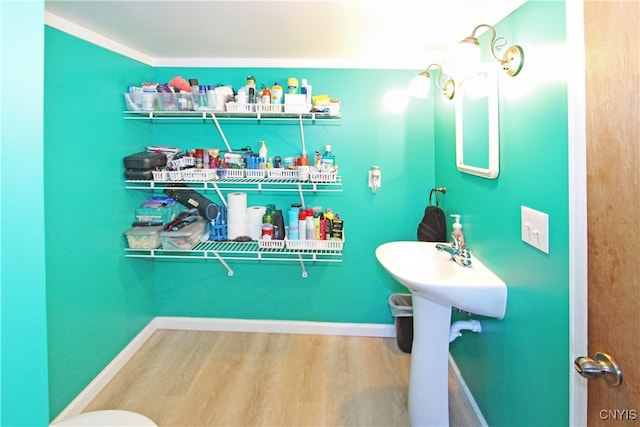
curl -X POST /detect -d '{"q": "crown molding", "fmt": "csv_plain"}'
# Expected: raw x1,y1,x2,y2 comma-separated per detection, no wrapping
45,12,154,66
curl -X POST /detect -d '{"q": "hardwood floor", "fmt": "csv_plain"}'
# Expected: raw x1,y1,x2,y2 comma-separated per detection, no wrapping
84,329,480,426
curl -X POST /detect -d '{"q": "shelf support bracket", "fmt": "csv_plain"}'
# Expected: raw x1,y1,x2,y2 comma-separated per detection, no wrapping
209,113,232,152
297,183,306,208
298,254,308,278
298,114,307,156
210,250,234,276
210,181,227,208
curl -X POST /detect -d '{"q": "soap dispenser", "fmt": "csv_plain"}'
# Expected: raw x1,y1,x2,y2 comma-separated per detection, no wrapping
450,214,465,250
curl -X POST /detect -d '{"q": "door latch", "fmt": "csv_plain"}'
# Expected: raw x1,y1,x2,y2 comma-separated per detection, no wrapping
574,352,623,386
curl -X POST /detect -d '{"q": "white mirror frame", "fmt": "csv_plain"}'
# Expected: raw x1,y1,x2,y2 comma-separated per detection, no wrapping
455,64,500,179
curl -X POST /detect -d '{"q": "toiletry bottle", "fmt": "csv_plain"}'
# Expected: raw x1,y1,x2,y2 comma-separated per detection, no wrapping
299,150,309,166
271,82,283,105
322,145,336,171
287,77,299,94
261,84,271,104
207,85,217,110
262,209,272,226
331,216,344,241
288,207,299,240
319,215,327,240
313,213,321,239
300,78,312,106
324,208,334,239
246,75,256,103
273,210,285,240
198,85,208,108
298,209,307,240
306,214,315,241
259,140,268,162
450,214,465,249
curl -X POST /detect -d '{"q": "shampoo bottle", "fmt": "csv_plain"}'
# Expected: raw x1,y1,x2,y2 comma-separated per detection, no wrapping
271,82,283,105
450,214,465,249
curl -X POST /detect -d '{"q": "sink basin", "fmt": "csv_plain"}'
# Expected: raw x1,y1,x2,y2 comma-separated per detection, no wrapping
375,241,506,318
376,241,507,426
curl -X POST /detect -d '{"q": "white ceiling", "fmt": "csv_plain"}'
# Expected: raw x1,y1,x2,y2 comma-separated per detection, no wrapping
45,0,527,69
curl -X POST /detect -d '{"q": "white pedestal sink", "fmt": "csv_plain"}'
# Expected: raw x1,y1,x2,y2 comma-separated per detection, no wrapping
376,241,507,427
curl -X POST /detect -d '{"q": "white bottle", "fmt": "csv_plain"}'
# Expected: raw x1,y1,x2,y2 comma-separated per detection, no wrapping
259,140,268,162
450,214,465,249
300,78,312,107
298,210,307,240
306,216,315,241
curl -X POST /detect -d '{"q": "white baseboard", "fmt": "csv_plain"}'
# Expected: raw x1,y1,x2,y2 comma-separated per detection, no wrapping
51,317,395,424
448,354,489,427
153,316,396,337
50,320,158,425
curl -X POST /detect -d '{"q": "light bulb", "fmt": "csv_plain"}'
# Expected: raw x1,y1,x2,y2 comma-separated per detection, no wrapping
407,72,430,99
448,40,481,80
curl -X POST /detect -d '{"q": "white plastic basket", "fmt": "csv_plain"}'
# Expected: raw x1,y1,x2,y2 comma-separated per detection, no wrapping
285,237,344,251
168,170,183,181
217,168,244,179
309,167,338,183
225,102,254,113
182,168,218,181
244,169,266,179
255,104,283,113
171,157,195,169
267,168,299,180
152,170,170,181
257,238,285,249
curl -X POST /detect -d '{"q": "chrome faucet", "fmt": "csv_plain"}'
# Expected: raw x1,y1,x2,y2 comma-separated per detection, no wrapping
436,237,472,267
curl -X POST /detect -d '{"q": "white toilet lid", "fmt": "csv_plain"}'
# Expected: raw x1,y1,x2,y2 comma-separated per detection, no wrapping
52,410,157,426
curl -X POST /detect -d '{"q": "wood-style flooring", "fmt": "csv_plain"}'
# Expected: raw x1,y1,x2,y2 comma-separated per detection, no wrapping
84,329,480,426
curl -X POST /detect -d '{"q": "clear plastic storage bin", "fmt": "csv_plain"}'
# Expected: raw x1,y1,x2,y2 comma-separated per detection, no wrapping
125,225,164,249
159,218,208,250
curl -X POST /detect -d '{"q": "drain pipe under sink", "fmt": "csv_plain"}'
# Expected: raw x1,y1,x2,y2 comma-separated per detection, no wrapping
449,320,482,343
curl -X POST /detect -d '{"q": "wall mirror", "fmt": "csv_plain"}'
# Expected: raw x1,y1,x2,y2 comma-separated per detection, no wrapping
455,64,499,179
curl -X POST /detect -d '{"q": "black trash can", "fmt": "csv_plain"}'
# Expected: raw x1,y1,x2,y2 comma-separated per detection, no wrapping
388,293,413,353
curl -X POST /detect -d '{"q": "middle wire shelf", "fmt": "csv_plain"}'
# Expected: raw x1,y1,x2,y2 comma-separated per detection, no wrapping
125,177,342,192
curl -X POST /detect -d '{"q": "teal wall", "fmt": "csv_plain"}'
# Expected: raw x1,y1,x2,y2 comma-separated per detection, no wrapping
41,32,436,419
437,2,570,425
44,28,156,418
1,2,50,426
150,68,434,322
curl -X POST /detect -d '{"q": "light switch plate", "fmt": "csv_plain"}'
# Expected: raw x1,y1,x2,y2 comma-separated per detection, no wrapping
521,206,549,254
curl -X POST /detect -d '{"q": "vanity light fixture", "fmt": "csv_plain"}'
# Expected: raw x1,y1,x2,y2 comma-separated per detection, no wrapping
408,63,456,100
458,24,524,77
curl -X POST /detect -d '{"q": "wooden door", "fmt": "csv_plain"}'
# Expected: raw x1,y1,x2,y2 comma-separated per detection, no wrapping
584,1,640,425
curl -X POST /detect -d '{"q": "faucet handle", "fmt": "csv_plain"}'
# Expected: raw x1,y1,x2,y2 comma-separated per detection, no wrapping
451,234,461,251
455,248,473,267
